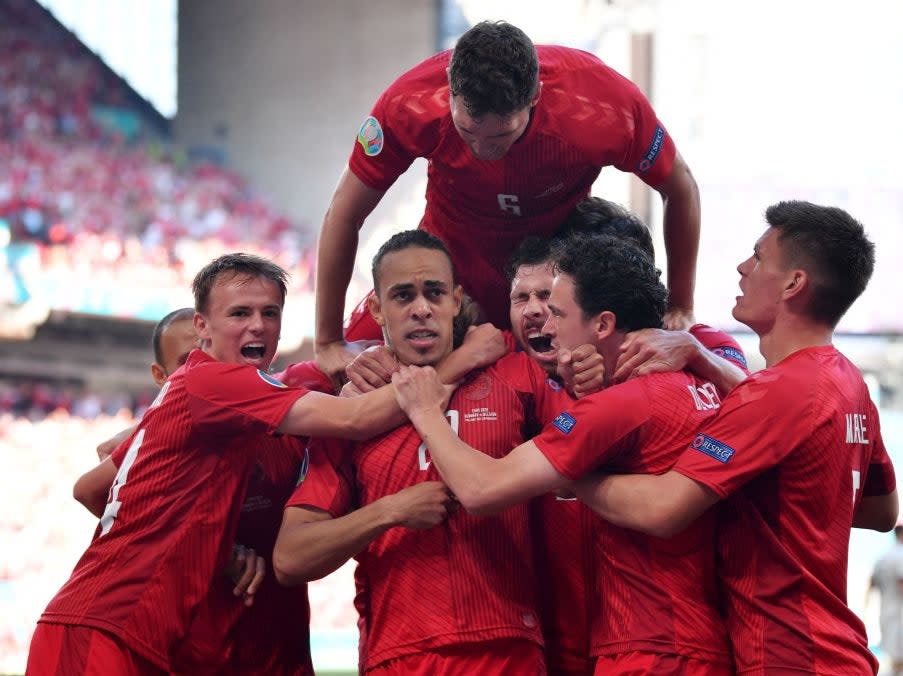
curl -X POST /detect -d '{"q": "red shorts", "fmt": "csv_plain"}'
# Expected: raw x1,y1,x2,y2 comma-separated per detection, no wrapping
594,651,733,676
26,623,165,676
369,638,546,675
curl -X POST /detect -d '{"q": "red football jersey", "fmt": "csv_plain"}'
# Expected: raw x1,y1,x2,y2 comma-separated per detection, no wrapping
348,46,676,328
288,352,570,670
529,325,743,671
533,371,732,666
674,345,895,674
39,350,309,670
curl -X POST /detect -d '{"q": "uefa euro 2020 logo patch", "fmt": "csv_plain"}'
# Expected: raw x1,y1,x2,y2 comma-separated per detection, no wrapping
552,412,577,435
257,370,287,388
358,116,384,157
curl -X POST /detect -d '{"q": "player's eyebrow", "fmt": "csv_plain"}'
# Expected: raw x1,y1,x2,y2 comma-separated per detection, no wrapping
456,124,514,138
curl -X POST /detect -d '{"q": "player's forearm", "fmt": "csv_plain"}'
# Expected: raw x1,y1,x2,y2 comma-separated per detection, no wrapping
409,408,504,515
660,162,700,313
279,388,404,441
853,490,898,532
274,504,398,585
73,456,117,518
688,343,747,397
315,215,359,346
574,473,688,538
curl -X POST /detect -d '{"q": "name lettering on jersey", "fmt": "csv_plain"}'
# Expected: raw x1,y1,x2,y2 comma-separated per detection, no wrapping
149,380,171,410
257,370,287,388
690,434,735,463
358,116,383,156
712,346,748,369
534,182,564,198
687,382,721,411
462,406,498,423
638,125,665,172
845,413,869,444
497,193,521,216
552,412,577,435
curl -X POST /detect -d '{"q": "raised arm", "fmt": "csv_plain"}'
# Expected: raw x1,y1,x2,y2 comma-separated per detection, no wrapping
273,482,453,585
652,152,700,330
315,168,387,379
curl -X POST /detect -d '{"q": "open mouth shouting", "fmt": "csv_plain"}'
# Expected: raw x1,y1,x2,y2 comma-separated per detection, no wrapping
525,327,556,363
240,342,267,363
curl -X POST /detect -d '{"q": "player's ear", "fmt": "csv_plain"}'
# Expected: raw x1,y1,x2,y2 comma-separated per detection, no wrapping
194,312,210,342
150,362,167,387
782,269,809,301
530,81,543,107
368,293,385,327
452,285,464,316
594,310,617,341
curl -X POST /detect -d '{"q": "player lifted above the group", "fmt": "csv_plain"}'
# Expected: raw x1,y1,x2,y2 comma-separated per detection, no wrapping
315,19,700,379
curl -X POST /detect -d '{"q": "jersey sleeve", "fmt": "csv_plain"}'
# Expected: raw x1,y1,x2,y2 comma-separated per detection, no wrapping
276,360,336,394
285,438,354,518
689,324,750,372
186,362,309,436
863,403,896,497
532,379,650,479
608,73,676,187
673,372,812,497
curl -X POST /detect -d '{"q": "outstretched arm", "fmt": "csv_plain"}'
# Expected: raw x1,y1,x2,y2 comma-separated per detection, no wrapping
273,482,453,585
653,152,700,330
573,470,719,539
392,365,566,515
315,168,387,379
613,328,746,397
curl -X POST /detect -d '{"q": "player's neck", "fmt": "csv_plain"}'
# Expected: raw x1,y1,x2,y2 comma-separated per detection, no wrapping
757,319,833,368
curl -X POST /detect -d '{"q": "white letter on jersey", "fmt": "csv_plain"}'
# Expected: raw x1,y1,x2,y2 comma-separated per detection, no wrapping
417,409,460,470
99,429,145,536
845,413,869,444
687,383,720,411
852,469,861,506
497,194,521,216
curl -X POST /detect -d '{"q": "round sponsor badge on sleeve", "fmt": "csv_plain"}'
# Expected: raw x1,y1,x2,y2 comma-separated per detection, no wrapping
257,370,287,388
358,116,384,157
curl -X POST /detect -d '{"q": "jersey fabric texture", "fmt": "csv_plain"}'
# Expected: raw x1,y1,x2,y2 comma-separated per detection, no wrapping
38,350,309,671
533,371,731,666
675,345,895,674
289,352,569,671
346,45,675,332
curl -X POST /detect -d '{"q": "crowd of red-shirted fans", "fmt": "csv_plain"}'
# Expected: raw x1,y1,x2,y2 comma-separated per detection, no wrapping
0,0,318,321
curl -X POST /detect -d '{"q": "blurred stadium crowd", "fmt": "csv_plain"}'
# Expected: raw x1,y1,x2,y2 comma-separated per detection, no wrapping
0,1,357,670
0,0,316,321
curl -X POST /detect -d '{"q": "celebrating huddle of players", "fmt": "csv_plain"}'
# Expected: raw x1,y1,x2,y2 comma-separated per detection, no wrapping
27,20,896,676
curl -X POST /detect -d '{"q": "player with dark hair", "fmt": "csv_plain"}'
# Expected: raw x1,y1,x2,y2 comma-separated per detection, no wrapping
26,252,422,675
573,201,897,674
315,19,701,380
149,307,197,385
274,230,604,675
391,233,735,674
